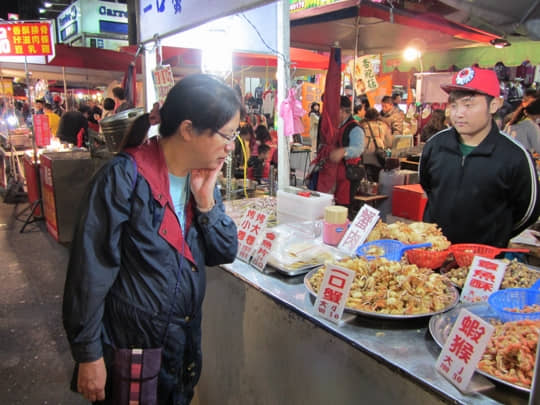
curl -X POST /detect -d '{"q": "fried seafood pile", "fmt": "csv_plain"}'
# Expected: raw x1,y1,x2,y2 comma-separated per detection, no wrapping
367,221,450,251
308,257,456,315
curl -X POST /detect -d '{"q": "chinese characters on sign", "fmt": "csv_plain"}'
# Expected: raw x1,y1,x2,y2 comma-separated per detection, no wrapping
236,208,268,263
313,264,355,324
346,55,379,95
436,309,494,392
0,22,53,57
338,205,380,255
461,257,507,303
33,114,50,147
250,231,276,272
152,65,175,105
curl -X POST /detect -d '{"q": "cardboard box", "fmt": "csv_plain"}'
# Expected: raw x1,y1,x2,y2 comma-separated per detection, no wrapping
392,184,427,221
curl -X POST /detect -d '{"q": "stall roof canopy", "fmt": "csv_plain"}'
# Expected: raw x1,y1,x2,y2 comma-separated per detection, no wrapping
159,46,336,71
290,0,501,54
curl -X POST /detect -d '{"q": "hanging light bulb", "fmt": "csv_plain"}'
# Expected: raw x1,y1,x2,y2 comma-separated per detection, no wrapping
201,28,232,78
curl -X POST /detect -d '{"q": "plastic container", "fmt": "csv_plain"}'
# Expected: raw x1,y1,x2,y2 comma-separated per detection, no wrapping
488,283,540,322
356,239,431,262
450,244,530,267
323,220,349,246
378,169,406,221
405,249,450,269
277,187,334,225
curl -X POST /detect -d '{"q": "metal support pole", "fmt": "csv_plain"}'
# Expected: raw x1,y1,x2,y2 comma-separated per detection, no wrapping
276,0,290,190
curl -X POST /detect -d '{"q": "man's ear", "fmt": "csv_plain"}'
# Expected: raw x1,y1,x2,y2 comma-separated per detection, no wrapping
489,97,503,115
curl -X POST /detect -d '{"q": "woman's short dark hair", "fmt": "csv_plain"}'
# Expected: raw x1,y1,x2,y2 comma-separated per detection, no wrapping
159,74,241,137
239,124,253,137
364,108,380,121
255,125,271,144
121,74,241,149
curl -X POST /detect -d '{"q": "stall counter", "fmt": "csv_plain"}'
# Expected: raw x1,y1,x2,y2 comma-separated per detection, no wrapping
197,259,527,405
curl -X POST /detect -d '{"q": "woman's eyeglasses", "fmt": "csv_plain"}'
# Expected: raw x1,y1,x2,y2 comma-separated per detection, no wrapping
215,129,238,144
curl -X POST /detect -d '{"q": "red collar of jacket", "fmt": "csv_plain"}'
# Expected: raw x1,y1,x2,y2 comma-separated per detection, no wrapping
125,137,195,264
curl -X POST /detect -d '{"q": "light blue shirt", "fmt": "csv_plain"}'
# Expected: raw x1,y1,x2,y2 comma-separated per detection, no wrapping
341,117,364,159
168,173,189,233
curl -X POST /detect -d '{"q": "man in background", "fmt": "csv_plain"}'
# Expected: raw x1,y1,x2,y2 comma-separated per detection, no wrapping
420,67,540,247
380,95,404,135
112,87,133,113
43,103,60,139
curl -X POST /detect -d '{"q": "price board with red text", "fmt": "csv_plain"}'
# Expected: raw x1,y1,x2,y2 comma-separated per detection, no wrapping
0,21,54,57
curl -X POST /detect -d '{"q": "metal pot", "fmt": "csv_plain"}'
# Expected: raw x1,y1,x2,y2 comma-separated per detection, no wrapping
100,107,144,152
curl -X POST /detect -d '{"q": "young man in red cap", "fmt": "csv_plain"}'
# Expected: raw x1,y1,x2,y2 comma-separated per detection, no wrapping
419,67,540,247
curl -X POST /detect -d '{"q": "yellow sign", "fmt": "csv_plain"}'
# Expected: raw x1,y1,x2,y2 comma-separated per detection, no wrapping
347,55,380,94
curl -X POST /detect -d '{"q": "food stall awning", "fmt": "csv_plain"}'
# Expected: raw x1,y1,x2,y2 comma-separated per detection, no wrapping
0,44,141,88
290,0,501,54
158,46,338,71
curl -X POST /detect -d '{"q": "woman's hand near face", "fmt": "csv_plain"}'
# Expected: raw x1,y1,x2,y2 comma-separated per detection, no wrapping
190,161,224,211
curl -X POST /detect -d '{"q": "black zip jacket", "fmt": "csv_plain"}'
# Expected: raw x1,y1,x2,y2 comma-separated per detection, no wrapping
419,122,540,247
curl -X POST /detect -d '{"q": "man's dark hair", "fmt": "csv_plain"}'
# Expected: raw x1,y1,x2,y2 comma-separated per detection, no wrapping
525,98,540,115
112,87,126,100
340,95,352,111
103,97,115,111
381,96,393,104
448,90,494,106
353,104,363,115
391,93,401,102
364,108,380,121
44,103,53,110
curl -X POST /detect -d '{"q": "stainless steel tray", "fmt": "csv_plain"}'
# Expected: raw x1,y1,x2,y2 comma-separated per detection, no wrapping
304,267,460,320
267,263,321,277
429,303,530,393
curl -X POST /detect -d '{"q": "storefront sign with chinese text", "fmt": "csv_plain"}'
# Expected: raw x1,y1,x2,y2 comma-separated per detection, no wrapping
152,65,175,105
436,309,494,392
236,208,268,262
250,231,276,272
0,21,54,56
314,264,355,323
338,205,379,255
461,257,506,303
347,55,380,95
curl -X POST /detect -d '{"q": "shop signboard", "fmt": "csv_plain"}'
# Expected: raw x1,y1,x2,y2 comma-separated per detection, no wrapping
139,0,275,43
313,263,355,323
346,55,379,95
460,257,506,303
152,65,175,105
57,0,128,48
435,308,494,392
0,21,54,57
40,155,59,241
289,0,346,13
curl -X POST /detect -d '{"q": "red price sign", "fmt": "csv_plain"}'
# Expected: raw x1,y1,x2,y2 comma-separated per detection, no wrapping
236,208,268,262
0,21,54,57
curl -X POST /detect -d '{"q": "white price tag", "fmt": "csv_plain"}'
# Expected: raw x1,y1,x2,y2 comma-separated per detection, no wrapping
461,257,507,303
338,204,379,255
436,309,494,392
250,231,276,272
313,264,355,324
236,208,268,263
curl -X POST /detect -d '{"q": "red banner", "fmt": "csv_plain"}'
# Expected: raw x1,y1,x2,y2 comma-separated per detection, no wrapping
0,21,54,57
33,114,51,147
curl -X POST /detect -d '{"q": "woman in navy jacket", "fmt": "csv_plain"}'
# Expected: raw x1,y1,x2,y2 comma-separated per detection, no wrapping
63,75,241,404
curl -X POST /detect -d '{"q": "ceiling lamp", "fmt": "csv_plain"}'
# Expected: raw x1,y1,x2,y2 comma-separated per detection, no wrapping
490,38,511,48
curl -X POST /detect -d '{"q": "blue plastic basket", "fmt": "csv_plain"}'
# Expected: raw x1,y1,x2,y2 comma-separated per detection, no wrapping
355,239,431,262
488,281,540,322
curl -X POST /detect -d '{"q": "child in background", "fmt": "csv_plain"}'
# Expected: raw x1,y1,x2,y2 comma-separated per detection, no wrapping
248,144,271,184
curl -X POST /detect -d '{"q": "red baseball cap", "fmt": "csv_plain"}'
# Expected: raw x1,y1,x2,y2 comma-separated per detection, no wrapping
441,67,500,98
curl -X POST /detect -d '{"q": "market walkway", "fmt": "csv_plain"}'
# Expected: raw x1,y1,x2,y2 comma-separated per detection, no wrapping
0,201,86,405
